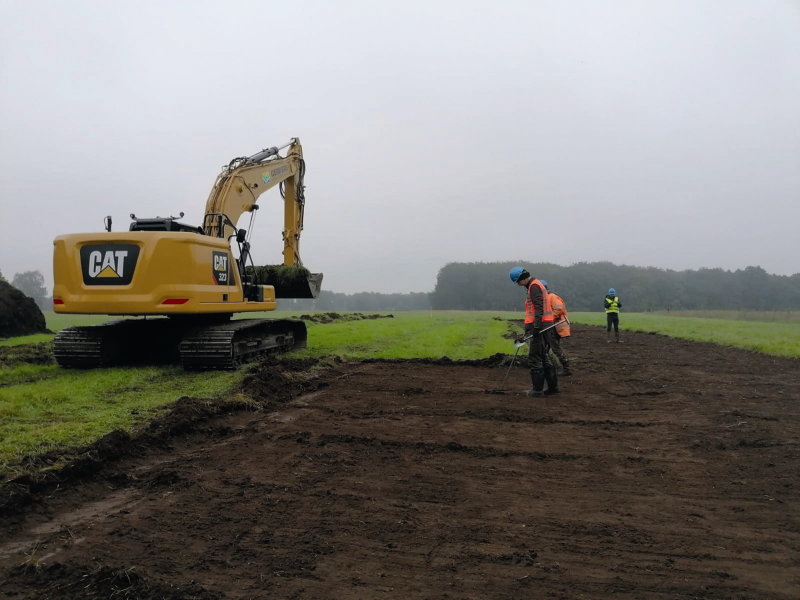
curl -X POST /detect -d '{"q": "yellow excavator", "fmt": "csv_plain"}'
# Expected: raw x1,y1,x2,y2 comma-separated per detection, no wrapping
52,138,322,369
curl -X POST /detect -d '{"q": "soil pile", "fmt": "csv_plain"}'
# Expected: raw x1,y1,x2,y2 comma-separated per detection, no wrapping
0,280,49,338
299,312,394,324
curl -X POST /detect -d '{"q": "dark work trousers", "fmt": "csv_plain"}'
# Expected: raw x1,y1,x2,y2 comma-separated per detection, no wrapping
550,333,570,369
527,330,554,370
606,313,620,332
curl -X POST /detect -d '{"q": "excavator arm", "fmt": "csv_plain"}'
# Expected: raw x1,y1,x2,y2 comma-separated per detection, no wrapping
204,138,306,266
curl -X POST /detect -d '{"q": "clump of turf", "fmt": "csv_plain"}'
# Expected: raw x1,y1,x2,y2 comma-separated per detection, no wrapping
246,265,311,287
0,342,54,367
245,265,322,299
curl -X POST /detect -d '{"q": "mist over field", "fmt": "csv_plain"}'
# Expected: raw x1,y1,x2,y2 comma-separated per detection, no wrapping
1,1,799,294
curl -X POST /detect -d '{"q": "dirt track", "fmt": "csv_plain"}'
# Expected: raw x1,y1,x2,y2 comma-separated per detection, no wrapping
1,324,799,599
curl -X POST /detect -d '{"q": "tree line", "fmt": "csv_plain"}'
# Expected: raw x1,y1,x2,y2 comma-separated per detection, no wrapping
7,262,800,314
0,269,50,311
428,262,800,312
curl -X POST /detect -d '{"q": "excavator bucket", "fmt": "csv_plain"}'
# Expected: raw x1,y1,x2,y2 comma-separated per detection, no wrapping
246,266,323,300
272,272,323,299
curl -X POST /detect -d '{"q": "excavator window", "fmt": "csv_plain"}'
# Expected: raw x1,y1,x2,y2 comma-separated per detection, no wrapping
129,218,203,234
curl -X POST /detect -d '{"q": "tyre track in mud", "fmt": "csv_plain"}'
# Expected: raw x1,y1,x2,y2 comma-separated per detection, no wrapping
1,324,799,599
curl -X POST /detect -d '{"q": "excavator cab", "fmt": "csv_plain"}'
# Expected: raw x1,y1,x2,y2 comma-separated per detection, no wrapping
129,213,204,234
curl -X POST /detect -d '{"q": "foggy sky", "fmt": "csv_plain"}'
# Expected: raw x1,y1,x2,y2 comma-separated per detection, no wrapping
1,0,798,294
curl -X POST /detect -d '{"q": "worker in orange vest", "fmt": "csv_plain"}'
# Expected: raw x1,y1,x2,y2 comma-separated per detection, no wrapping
509,267,559,397
541,281,572,376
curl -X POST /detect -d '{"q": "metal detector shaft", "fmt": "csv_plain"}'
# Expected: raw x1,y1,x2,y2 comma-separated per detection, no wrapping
499,343,525,390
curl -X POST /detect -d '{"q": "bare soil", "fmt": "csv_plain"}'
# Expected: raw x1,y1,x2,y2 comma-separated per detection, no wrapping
1,325,799,599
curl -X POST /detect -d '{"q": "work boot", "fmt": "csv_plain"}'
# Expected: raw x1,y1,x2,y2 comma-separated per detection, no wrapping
527,369,545,397
559,358,573,376
615,330,622,343
543,366,560,395
607,331,613,343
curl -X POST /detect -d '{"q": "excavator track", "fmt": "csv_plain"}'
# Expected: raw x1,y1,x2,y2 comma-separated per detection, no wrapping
53,324,115,369
179,319,307,370
53,318,307,370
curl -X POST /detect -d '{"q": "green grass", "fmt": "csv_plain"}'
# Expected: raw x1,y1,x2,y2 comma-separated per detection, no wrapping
287,311,519,360
646,310,800,323
0,313,113,346
0,366,239,474
571,312,800,357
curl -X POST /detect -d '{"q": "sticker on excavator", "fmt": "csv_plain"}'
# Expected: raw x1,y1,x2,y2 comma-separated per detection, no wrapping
212,251,230,285
261,165,288,185
80,244,140,286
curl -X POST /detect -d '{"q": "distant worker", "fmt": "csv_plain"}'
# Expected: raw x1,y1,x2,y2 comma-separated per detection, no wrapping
540,280,572,376
604,288,622,343
509,267,559,397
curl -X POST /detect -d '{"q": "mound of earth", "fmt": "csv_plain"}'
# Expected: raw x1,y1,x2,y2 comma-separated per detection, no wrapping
299,312,394,324
0,281,49,338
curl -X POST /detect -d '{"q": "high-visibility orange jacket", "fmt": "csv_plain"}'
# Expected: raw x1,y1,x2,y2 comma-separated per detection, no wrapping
548,291,571,337
525,279,554,326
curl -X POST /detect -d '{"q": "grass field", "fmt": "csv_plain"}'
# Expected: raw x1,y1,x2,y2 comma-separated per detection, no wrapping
570,312,800,357
291,311,518,360
647,310,800,323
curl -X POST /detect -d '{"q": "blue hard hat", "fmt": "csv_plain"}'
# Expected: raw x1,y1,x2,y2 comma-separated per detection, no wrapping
609,288,616,294
509,267,525,283
540,280,548,287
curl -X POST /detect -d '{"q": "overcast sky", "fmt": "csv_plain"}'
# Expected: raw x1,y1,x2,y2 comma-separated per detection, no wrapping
1,0,798,294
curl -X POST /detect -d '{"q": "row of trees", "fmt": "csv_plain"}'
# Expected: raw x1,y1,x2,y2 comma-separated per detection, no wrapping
0,269,50,310
429,262,800,312
7,262,799,313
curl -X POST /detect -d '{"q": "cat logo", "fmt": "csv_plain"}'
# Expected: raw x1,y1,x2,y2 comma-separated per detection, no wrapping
89,251,127,278
212,251,231,285
80,244,139,286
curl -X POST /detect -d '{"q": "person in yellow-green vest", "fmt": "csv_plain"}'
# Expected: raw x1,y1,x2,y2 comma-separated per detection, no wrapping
604,288,622,343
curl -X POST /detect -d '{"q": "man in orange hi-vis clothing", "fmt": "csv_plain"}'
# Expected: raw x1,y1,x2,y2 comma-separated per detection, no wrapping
509,267,560,397
540,280,572,376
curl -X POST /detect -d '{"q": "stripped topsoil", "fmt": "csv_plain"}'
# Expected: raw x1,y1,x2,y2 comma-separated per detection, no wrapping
1,325,799,599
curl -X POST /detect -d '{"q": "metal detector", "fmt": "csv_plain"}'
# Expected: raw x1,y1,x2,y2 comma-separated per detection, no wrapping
493,317,570,392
